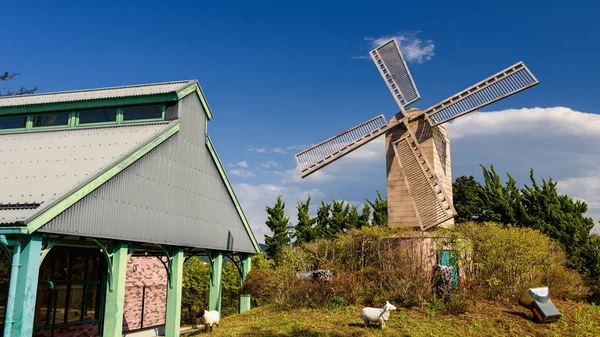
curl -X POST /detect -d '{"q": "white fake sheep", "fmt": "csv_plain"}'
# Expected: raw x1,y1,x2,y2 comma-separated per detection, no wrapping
361,301,397,329
196,309,220,332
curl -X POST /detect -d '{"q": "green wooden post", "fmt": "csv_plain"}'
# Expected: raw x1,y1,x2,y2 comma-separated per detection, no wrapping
165,248,184,337
9,234,42,337
103,242,128,337
209,252,223,313
239,254,252,313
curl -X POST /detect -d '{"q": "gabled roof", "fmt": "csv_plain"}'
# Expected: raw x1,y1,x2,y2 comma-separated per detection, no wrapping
0,121,179,227
0,80,213,119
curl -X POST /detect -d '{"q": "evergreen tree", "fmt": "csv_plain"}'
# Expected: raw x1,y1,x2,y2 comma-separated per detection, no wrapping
347,205,360,230
264,195,290,264
294,195,316,245
366,190,388,227
452,175,487,223
453,165,600,279
330,199,350,235
1,72,37,96
314,201,331,239
358,203,371,228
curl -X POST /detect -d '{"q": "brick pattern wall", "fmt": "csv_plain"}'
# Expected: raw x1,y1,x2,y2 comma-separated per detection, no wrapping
33,322,99,337
123,256,168,331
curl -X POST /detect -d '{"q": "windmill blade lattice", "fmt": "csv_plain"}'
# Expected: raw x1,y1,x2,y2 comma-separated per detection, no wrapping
370,38,420,111
295,115,391,178
393,131,455,230
424,62,539,126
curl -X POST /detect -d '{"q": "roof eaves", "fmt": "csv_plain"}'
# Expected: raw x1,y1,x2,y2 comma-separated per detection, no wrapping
24,121,181,234
205,135,260,253
175,81,214,120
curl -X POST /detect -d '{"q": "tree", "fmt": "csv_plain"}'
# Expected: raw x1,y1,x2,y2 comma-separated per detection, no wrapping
1,72,37,96
453,165,600,279
366,190,387,227
452,175,487,223
294,195,316,245
264,195,290,264
329,199,350,235
347,205,360,230
358,203,371,228
314,201,331,239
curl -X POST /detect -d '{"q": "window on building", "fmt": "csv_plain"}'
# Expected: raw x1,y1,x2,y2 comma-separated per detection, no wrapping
78,108,118,125
122,105,163,121
33,248,104,329
0,115,28,130
32,113,70,128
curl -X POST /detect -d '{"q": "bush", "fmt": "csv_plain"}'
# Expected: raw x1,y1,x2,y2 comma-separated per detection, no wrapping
239,268,286,302
452,222,588,301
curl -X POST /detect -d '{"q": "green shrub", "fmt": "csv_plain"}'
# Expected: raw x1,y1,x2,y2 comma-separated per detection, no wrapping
452,222,588,301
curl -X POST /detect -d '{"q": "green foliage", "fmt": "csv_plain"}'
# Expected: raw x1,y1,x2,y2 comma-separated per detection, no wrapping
294,195,316,245
181,257,210,323
181,257,243,323
358,203,371,229
264,195,291,264
366,190,387,227
347,205,360,230
453,165,600,280
452,175,487,223
329,199,350,234
0,71,37,96
452,222,588,301
314,201,332,240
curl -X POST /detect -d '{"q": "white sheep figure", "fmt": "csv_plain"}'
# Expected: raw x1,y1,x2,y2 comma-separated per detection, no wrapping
196,309,220,332
361,301,397,329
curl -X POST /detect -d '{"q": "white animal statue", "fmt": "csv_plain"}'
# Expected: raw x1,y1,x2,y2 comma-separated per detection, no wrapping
196,309,220,332
361,301,397,329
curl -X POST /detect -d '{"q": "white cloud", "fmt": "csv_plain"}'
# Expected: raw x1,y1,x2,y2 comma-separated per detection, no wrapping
229,169,255,178
445,106,600,233
247,144,310,155
261,160,280,169
228,161,249,169
364,31,435,64
446,106,600,140
247,146,267,153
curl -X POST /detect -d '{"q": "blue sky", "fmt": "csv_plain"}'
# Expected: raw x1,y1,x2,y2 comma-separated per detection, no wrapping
3,0,599,241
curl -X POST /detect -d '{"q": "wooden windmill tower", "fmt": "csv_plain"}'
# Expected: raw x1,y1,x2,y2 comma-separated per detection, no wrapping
294,38,539,230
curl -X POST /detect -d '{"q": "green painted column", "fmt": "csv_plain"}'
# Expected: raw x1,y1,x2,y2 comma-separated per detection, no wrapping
9,234,42,337
209,252,223,312
165,248,184,337
239,254,252,313
103,242,129,337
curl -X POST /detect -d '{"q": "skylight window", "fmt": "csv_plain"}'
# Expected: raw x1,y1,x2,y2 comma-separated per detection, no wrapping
122,105,163,121
32,112,70,128
0,115,27,130
78,108,117,125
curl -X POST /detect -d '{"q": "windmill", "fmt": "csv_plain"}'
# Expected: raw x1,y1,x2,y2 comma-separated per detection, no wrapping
294,38,539,230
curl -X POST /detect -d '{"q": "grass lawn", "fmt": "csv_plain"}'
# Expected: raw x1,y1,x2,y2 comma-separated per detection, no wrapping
182,300,600,337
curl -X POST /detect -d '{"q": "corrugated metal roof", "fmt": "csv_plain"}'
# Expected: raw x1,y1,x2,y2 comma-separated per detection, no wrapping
0,80,196,107
0,122,172,224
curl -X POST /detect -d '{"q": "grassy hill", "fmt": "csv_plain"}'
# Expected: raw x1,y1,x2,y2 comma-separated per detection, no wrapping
182,300,600,337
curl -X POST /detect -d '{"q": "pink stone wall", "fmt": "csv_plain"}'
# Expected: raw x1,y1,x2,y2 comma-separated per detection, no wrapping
123,256,167,331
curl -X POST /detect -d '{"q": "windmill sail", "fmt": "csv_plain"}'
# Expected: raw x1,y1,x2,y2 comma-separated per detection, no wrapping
424,62,539,126
295,115,391,178
370,38,420,111
393,130,455,230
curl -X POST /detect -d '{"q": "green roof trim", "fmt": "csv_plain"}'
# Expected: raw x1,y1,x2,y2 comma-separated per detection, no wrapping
24,122,181,233
0,94,179,115
176,83,214,120
205,135,260,253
